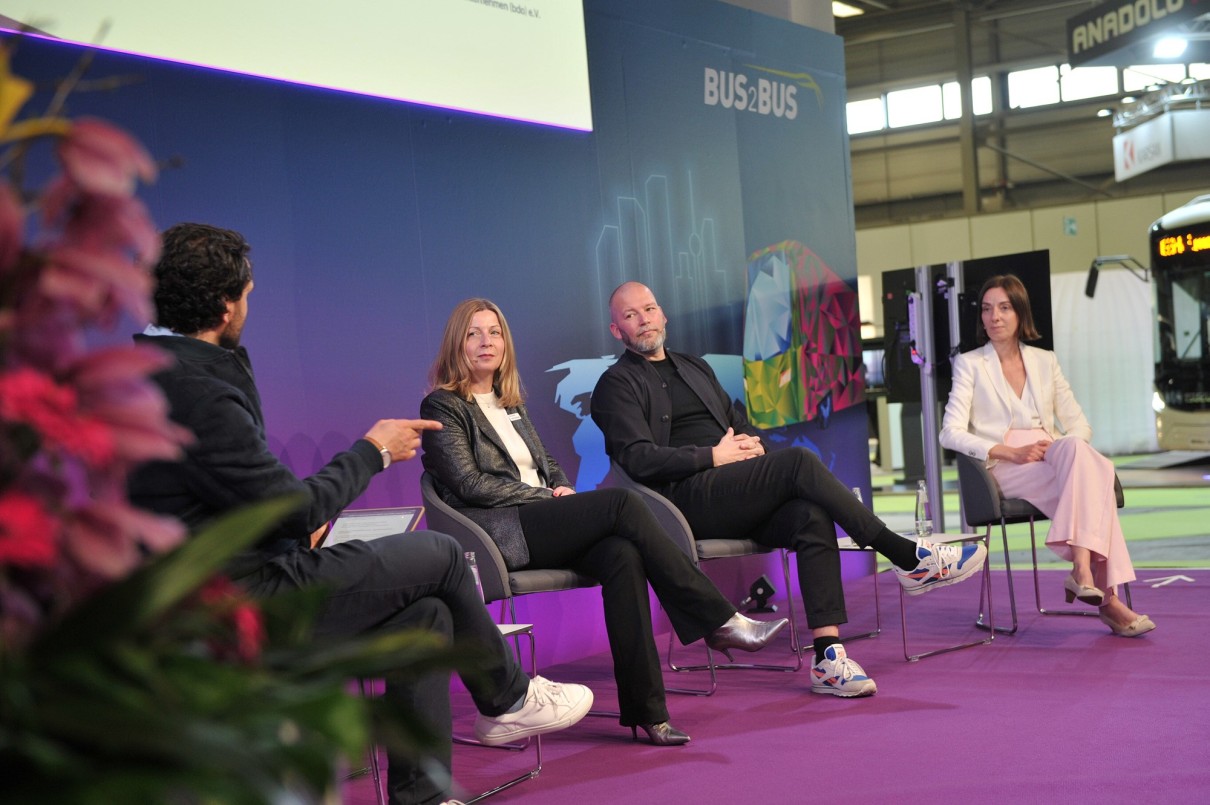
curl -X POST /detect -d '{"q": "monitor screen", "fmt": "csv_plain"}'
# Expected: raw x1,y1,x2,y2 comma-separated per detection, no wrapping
6,0,593,130
862,345,886,391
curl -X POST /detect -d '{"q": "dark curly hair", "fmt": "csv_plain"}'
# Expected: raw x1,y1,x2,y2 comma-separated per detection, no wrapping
152,223,253,334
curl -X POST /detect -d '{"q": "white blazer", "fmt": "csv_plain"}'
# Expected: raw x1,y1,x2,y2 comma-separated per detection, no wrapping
940,341,1092,466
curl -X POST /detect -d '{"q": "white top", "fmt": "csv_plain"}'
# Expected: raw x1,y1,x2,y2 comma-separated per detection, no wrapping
473,392,542,488
1007,379,1043,430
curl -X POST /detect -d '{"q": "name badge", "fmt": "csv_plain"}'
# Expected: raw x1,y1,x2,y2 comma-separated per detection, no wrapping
507,412,522,421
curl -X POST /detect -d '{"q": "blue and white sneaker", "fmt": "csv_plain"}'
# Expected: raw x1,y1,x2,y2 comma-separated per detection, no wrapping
895,538,987,596
811,644,877,697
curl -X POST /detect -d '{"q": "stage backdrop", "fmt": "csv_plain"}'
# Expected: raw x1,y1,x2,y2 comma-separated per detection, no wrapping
12,0,870,665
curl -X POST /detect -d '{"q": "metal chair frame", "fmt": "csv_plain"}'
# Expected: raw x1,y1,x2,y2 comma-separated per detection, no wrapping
610,462,883,695
897,530,995,661
953,454,1132,638
420,473,600,635
359,623,539,805
417,473,608,801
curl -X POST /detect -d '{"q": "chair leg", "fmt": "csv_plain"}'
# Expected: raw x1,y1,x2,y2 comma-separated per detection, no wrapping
976,522,1018,635
900,533,995,661
1031,519,1097,617
667,549,803,691
839,547,881,642
351,678,387,805
460,624,542,804
665,627,719,696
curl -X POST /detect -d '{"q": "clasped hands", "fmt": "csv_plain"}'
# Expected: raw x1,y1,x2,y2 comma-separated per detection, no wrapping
712,427,764,467
1004,438,1051,464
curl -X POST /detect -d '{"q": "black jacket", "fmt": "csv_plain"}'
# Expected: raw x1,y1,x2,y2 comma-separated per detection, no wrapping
419,388,569,569
590,348,757,486
127,334,382,577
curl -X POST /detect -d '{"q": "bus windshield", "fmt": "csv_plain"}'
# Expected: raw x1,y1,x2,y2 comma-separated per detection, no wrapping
1152,196,1210,415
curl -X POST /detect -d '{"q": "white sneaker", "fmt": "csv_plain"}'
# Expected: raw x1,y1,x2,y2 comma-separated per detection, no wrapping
810,644,877,697
895,539,987,596
473,675,593,746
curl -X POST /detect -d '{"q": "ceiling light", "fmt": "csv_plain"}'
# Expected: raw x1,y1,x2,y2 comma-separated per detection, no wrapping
1153,36,1188,59
1096,108,1112,117
833,2,864,17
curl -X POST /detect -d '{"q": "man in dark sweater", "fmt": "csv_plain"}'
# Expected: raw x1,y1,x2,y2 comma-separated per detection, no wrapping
591,282,986,698
128,223,590,805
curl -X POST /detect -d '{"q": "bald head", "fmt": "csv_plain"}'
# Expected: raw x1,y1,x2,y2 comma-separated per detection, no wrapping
608,282,667,360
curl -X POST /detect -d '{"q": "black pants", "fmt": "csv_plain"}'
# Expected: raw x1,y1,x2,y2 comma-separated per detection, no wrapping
518,487,734,726
242,530,529,805
662,447,893,629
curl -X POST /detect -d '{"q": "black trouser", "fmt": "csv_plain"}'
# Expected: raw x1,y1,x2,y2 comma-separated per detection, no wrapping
662,447,893,629
518,487,734,727
242,530,529,805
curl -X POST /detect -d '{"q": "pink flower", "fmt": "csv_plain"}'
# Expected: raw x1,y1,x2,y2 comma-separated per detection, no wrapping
232,603,265,663
0,490,61,568
56,118,157,198
61,500,186,578
7,297,86,373
46,187,161,268
67,345,193,465
40,244,154,324
0,367,117,467
199,577,265,663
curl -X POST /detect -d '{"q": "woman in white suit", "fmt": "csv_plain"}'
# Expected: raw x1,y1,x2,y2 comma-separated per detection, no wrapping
940,274,1154,637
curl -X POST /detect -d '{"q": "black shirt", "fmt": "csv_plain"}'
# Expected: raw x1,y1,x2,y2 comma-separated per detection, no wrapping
651,358,725,448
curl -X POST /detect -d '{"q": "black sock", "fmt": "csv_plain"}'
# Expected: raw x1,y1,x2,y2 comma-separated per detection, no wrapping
813,635,843,663
869,528,922,571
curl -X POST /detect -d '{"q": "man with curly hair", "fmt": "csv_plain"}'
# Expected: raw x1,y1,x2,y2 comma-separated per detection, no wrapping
129,223,591,805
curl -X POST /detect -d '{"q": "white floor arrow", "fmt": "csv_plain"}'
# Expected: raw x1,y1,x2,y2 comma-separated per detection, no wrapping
1140,574,1195,588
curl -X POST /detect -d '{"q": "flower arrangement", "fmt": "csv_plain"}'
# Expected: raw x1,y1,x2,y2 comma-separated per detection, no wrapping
0,38,467,803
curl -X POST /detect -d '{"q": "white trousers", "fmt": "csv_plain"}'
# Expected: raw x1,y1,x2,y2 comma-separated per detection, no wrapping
991,434,1135,591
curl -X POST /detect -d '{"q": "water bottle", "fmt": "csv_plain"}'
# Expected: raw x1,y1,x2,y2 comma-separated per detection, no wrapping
464,551,485,603
914,480,933,537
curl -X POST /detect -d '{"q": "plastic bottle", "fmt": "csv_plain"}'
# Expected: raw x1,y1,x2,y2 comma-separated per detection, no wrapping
914,480,933,537
464,551,485,603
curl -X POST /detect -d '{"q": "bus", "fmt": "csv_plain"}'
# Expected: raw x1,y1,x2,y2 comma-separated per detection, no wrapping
1151,194,1210,450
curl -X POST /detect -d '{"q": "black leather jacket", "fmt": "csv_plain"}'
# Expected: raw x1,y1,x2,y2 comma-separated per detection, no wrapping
419,388,569,569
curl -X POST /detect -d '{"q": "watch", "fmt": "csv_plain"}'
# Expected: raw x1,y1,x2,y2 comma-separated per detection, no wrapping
378,445,392,470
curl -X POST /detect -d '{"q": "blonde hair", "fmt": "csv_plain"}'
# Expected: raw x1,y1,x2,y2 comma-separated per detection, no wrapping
429,298,524,407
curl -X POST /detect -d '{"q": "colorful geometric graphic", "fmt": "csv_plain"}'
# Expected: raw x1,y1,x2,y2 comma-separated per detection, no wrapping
742,240,865,428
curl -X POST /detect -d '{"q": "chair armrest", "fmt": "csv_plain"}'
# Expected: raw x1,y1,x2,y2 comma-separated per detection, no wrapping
420,473,509,603
609,461,697,561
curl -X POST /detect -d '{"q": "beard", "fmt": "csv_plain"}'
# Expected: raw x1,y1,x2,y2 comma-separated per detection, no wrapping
622,327,665,357
218,320,244,350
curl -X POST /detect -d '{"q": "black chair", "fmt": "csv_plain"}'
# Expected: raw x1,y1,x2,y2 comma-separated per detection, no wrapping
417,472,598,802
419,472,599,624
608,462,802,695
954,453,1131,636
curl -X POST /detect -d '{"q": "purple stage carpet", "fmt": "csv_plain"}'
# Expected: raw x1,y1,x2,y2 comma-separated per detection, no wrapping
346,568,1209,804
